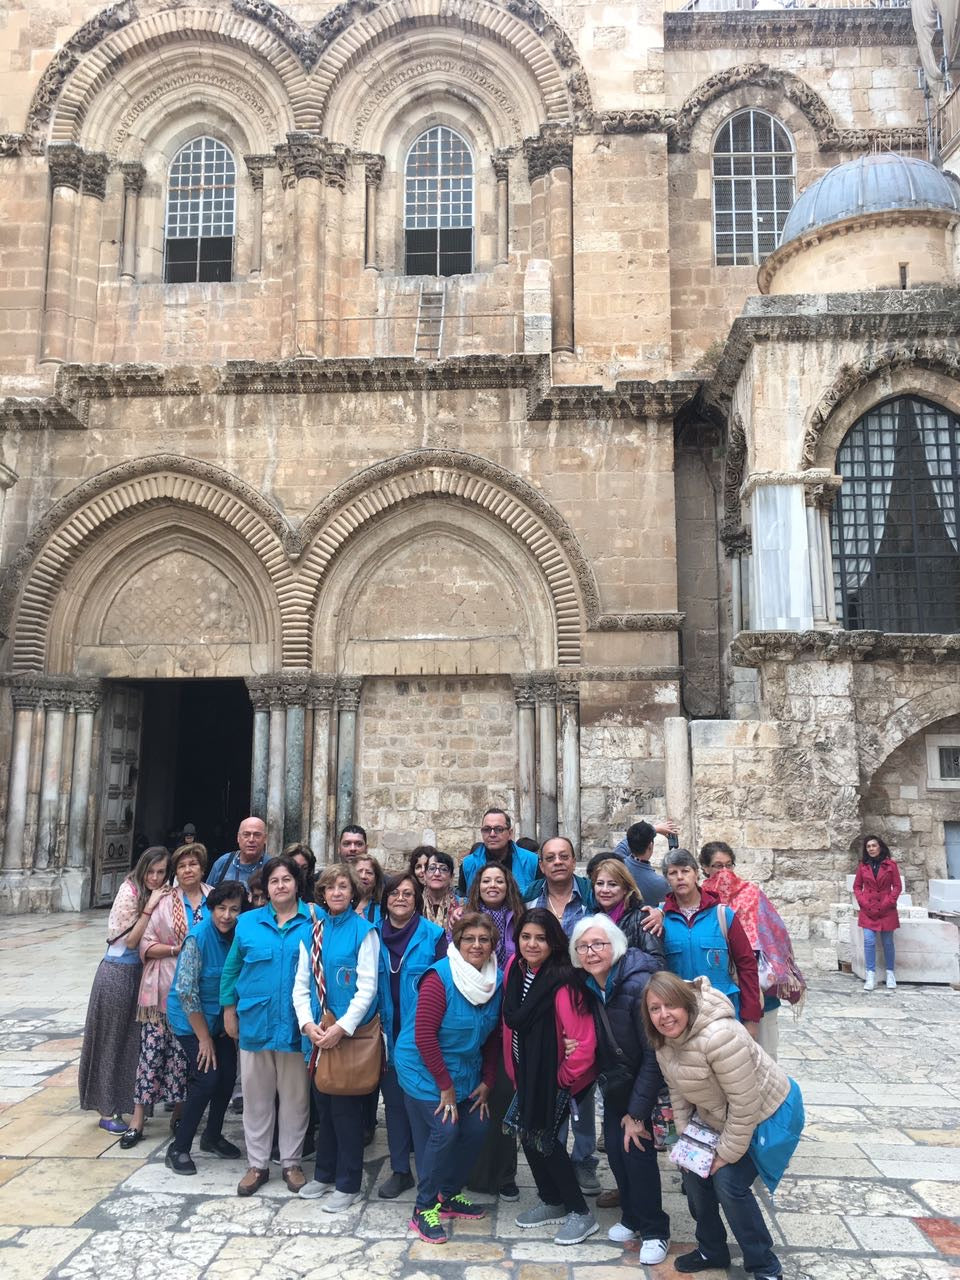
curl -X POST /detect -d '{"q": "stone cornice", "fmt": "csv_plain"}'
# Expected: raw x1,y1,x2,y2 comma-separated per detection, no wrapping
706,288,960,407
529,378,701,420
730,629,960,668
559,665,683,682
593,109,675,136
219,355,544,395
740,468,840,502
0,397,86,431
664,8,915,51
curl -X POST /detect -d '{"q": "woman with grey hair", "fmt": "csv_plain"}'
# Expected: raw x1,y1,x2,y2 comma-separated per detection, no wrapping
569,915,669,1265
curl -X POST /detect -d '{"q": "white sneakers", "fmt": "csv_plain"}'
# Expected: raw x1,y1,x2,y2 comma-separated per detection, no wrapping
886,972,897,989
638,1239,670,1265
864,970,876,991
607,1223,637,1242
323,1189,360,1212
298,1180,334,1199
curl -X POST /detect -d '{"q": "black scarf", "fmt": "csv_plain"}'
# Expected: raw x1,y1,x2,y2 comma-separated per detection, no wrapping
503,960,571,1147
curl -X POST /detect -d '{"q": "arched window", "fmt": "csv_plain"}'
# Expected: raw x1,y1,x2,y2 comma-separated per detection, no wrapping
712,110,795,267
832,397,960,633
404,126,474,276
164,137,236,283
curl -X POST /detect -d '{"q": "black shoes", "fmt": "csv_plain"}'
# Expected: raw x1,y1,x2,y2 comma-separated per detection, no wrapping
199,1134,242,1158
378,1170,415,1199
673,1248,731,1273
118,1128,143,1149
165,1145,197,1175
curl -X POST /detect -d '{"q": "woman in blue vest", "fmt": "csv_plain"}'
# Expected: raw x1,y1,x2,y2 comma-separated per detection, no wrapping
220,854,313,1198
293,861,379,1213
165,880,247,1173
375,870,447,1199
395,911,503,1245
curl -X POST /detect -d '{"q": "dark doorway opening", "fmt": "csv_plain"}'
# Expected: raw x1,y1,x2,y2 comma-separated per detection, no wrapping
136,679,252,862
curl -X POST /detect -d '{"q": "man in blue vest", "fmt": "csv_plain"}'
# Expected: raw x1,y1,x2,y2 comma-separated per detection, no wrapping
457,807,540,894
208,816,268,893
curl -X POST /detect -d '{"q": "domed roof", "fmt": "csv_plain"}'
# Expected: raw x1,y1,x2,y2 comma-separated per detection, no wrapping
779,153,960,247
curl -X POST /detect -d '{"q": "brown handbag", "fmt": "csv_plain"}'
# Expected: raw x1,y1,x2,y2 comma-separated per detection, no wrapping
307,905,384,1097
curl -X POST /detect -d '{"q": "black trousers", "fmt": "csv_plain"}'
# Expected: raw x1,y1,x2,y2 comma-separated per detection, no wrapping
172,1032,237,1154
522,1099,587,1216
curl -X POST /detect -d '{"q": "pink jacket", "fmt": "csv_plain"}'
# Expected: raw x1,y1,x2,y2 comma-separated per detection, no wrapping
138,885,211,1017
501,956,597,1095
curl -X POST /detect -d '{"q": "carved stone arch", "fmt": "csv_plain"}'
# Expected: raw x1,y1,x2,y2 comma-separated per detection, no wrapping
4,456,298,673
295,450,596,665
861,682,960,786
26,5,304,149
672,63,838,154
804,346,960,470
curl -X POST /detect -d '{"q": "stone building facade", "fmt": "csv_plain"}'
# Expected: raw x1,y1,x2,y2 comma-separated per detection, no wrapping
0,0,957,942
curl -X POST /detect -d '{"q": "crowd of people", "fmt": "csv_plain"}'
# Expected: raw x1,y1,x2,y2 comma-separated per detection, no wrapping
77,807,831,1277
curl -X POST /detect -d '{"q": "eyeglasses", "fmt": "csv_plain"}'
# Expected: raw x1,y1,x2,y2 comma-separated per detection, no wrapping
388,890,415,900
480,825,508,835
574,940,611,955
426,864,451,875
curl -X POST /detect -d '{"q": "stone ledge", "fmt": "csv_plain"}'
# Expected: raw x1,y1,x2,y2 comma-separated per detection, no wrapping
730,629,960,667
664,7,914,51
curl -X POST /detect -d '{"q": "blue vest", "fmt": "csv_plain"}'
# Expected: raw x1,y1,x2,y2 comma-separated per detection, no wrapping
229,902,312,1052
377,916,445,1056
394,957,502,1103
662,903,741,1016
167,915,233,1038
461,842,540,894
301,907,377,1061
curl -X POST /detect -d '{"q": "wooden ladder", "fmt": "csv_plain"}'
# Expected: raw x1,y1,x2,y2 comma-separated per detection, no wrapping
415,283,444,360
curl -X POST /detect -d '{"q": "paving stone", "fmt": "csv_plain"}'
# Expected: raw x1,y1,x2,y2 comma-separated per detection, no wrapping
772,1177,927,1216
48,1228,225,1279
843,1216,937,1253
0,1227,92,1280
911,1180,960,1215
777,1212,858,1247
0,1156,135,1227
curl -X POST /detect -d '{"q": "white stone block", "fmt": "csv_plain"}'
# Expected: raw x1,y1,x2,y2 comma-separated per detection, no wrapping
851,918,960,984
929,879,960,914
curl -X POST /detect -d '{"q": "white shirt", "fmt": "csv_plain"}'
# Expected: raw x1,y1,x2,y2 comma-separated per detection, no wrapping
292,929,379,1036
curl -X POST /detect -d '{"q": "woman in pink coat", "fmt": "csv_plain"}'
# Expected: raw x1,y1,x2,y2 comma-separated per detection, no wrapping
853,835,902,992
502,908,599,1246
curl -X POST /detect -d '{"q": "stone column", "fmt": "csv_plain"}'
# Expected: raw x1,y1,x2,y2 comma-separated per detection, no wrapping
308,676,336,862
525,128,574,355
664,716,693,842
820,506,837,623
288,132,324,357
275,144,298,357
244,155,271,276
322,145,347,357
73,152,108,361
335,677,362,837
245,679,271,821
805,496,827,626
493,153,509,265
363,154,384,271
281,671,311,845
267,695,287,853
535,675,558,841
36,690,68,870
512,676,537,838
41,143,84,364
119,162,144,281
748,481,813,631
557,682,581,848
3,682,42,870
66,683,102,869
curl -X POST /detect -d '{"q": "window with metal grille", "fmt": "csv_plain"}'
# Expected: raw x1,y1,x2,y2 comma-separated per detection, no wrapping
164,137,236,283
831,397,960,633
940,746,960,780
404,126,474,276
712,110,795,267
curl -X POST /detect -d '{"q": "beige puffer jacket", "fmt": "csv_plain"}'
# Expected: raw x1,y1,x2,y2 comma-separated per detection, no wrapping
655,976,790,1164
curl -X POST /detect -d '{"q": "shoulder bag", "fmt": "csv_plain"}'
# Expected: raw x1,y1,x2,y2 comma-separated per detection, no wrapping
307,906,384,1096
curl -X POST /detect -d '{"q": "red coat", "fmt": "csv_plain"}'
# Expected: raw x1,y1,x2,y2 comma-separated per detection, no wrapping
853,858,902,932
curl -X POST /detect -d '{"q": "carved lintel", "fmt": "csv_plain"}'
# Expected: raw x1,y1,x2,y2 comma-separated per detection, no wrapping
524,125,573,182
511,674,536,709
120,161,145,194
81,152,109,200
730,629,960,668
335,676,362,712
361,153,384,188
244,154,274,191
595,109,675,136
590,612,685,632
324,144,348,192
48,142,83,192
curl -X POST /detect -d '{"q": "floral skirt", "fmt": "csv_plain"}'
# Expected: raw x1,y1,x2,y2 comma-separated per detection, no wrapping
133,1018,188,1106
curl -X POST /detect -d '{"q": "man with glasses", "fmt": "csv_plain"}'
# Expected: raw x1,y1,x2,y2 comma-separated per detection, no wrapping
457,808,540,894
521,836,601,1197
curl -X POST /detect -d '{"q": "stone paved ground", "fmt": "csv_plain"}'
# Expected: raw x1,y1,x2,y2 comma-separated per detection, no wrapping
0,914,958,1280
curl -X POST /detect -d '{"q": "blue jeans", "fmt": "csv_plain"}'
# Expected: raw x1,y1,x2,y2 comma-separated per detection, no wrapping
313,1086,365,1193
382,1064,413,1175
403,1091,489,1210
557,1083,598,1170
863,928,895,972
682,1152,781,1277
173,1032,237,1155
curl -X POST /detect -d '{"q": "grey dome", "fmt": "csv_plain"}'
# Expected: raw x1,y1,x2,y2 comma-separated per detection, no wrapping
779,153,960,247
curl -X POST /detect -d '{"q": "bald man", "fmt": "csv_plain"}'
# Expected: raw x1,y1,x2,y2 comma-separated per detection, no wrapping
208,817,268,891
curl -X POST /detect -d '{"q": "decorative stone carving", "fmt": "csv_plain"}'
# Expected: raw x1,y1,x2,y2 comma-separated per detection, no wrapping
492,153,510,181
244,154,274,191
512,675,536,708
232,0,326,69
276,670,313,706
591,613,685,632
120,162,145,195
0,134,27,157
803,342,960,468
362,154,384,188
245,675,277,710
529,378,700,421
664,8,915,52
671,63,836,153
220,354,543,396
112,73,274,157
81,152,109,201
595,109,674,135
47,143,83,192
336,676,363,711
0,398,85,432
287,132,325,182
275,144,297,191
721,413,748,550
100,552,254,646
324,145,348,191
7,678,45,710
731,629,960,668
525,125,573,182
307,673,337,708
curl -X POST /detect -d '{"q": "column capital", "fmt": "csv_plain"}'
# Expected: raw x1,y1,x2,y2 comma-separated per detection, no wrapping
244,154,274,191
7,678,44,710
274,144,297,190
307,674,337,709
48,142,84,192
720,524,752,558
5,674,103,710
511,674,536,708
524,125,573,182
245,674,283,709
324,144,348,192
120,162,145,194
532,671,559,704
286,131,325,182
81,152,109,201
492,152,510,181
361,153,385,188
335,676,363,711
555,679,581,706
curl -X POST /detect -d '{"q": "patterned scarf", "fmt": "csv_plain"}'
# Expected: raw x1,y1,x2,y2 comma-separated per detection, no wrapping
703,869,806,1009
484,905,510,967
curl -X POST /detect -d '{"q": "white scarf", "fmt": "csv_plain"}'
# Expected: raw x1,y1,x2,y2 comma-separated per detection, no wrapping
448,942,499,1006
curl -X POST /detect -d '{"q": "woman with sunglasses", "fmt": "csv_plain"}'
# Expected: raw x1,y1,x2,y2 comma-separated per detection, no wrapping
375,870,447,1199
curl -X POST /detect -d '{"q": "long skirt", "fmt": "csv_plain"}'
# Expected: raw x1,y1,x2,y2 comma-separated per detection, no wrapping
133,1018,188,1105
78,957,143,1117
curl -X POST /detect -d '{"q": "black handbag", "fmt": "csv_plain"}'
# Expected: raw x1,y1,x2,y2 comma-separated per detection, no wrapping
592,999,635,1111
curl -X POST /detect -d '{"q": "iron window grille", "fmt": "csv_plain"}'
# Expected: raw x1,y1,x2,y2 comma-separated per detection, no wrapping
831,397,960,633
404,126,474,276
712,110,795,267
164,137,236,283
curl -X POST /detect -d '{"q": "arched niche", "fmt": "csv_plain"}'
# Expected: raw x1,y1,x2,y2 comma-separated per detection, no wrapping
312,501,557,674
46,513,279,679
